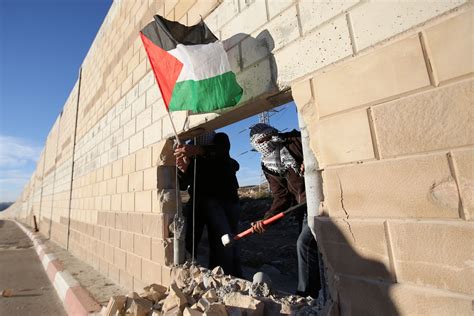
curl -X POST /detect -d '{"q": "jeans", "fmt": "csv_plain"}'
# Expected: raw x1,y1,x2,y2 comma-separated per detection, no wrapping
205,199,242,278
184,198,242,278
296,215,321,297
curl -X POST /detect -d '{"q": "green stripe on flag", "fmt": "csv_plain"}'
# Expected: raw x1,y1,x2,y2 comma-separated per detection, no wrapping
168,71,242,113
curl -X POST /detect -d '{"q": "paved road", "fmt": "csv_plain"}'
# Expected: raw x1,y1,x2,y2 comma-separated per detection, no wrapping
0,220,66,316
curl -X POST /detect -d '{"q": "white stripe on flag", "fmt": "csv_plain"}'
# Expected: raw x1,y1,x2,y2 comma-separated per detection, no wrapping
168,42,232,82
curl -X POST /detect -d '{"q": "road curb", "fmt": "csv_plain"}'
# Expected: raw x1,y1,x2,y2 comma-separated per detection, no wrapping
14,220,102,316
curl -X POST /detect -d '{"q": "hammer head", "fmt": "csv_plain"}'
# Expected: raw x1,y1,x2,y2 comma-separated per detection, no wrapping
221,234,233,247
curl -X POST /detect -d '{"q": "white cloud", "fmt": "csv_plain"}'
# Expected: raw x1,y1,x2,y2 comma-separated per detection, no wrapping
0,135,42,167
0,135,41,202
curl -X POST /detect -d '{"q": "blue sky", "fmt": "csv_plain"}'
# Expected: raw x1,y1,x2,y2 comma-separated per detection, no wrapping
0,0,299,202
0,0,113,202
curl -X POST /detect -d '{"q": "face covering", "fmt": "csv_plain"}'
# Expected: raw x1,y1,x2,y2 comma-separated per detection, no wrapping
250,124,299,175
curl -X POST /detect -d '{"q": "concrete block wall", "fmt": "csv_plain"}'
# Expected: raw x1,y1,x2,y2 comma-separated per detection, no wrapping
6,0,472,313
292,6,473,315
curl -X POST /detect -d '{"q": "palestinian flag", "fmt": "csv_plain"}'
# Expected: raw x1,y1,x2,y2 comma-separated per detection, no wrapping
140,16,243,113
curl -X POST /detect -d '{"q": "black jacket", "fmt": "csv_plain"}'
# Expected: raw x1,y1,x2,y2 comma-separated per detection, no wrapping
178,142,240,203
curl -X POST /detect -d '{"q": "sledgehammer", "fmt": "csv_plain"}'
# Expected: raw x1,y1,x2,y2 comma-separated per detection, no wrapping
221,202,307,247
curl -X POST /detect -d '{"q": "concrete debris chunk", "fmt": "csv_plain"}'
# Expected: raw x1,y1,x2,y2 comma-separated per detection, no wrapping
211,266,224,277
125,297,153,316
172,268,191,289
202,289,218,302
202,275,220,289
197,297,212,312
163,305,183,316
152,311,163,316
250,272,272,297
141,283,167,303
203,303,228,316
223,293,264,316
103,295,127,316
163,283,189,314
184,307,204,316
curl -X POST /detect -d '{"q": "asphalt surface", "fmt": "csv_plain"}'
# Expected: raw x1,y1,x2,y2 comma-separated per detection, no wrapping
0,220,66,316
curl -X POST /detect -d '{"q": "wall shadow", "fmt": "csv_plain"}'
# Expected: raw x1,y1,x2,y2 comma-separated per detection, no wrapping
315,218,399,315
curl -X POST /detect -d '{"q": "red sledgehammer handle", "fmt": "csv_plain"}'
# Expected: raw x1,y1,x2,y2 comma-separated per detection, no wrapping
234,202,307,242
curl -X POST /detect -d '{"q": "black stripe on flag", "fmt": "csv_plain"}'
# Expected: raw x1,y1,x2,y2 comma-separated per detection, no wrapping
141,15,218,51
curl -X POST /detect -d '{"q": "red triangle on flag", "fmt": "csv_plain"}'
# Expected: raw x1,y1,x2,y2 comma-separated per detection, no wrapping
140,32,183,110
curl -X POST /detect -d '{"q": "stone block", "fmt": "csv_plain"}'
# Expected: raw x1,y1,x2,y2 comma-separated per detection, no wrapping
317,108,374,166
136,107,152,132
110,229,121,248
136,190,152,213
127,252,142,278
275,15,352,87
117,175,129,193
132,94,147,119
204,0,239,33
112,159,123,178
124,118,136,140
249,4,300,58
129,213,143,234
136,147,152,171
315,218,393,281
350,0,467,51
143,167,157,190
174,0,196,21
142,213,166,238
299,0,358,35
134,234,151,259
122,192,135,212
107,178,117,195
144,120,161,147
153,189,177,214
237,57,276,103
372,80,473,158
119,269,134,290
121,231,134,252
222,292,264,316
152,238,173,266
389,221,474,295
116,213,128,230
424,9,474,83
141,259,162,285
153,140,176,167
123,154,136,174
452,148,474,219
161,266,172,287
187,0,219,25
323,153,460,218
313,35,430,117
129,131,144,154
114,247,127,270
132,58,148,85
267,0,294,19
129,171,144,192
111,194,122,211
221,0,267,41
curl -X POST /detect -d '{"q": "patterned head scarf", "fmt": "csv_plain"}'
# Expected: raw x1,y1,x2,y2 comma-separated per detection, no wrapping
249,123,299,175
249,123,279,156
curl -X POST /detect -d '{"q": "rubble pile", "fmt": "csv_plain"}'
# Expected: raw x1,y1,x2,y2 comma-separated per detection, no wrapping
102,263,322,316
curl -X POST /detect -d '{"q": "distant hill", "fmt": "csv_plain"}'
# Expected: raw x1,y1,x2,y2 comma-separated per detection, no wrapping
0,202,13,212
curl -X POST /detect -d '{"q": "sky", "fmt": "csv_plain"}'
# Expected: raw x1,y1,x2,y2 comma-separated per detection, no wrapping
0,0,113,202
0,0,300,202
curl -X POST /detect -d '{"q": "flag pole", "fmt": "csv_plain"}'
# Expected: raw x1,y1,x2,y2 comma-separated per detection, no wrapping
167,110,182,145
